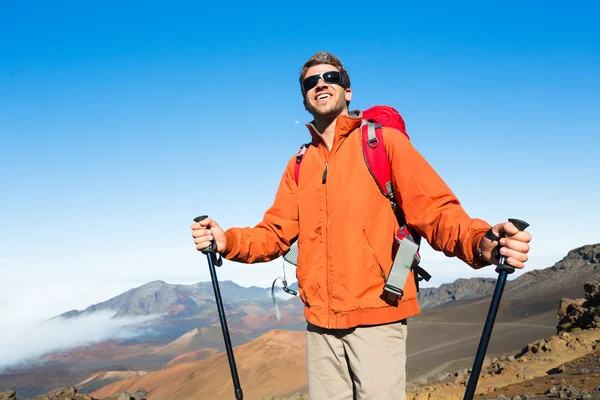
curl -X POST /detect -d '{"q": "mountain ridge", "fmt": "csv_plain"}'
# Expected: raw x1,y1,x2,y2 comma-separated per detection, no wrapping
55,244,600,323
56,280,277,320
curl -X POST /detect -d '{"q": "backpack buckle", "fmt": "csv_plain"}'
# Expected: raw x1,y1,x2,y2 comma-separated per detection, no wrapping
296,145,308,163
365,123,382,148
384,239,419,300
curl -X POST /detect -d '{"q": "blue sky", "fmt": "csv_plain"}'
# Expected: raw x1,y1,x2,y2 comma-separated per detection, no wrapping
0,0,599,340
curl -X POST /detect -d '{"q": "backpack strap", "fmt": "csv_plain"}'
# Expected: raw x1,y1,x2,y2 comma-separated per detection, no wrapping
360,121,430,297
360,120,402,222
294,143,310,184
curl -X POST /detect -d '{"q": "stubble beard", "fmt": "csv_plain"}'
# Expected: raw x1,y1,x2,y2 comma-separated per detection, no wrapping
306,93,347,121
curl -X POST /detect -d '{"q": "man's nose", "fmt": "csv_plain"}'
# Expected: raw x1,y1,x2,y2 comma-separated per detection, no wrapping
315,78,328,89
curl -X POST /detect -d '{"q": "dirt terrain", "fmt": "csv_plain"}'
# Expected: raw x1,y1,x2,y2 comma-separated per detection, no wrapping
407,280,600,399
406,328,600,400
478,348,600,399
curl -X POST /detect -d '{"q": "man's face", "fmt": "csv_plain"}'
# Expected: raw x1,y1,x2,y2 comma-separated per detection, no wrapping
303,64,352,119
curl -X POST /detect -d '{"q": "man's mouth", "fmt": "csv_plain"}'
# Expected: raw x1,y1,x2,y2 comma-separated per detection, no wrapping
316,93,332,101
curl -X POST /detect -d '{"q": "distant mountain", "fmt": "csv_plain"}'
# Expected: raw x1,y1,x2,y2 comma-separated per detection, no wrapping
60,272,493,322
505,243,600,301
417,278,497,309
56,244,600,324
417,243,600,310
57,280,277,319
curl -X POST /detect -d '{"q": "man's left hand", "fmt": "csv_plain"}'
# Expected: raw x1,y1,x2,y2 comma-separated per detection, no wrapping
478,221,532,269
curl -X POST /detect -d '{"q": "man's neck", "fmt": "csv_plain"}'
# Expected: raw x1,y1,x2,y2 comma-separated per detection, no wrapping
313,109,347,150
314,118,337,149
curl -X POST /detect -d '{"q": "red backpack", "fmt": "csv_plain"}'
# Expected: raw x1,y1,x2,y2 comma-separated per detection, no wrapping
293,105,431,301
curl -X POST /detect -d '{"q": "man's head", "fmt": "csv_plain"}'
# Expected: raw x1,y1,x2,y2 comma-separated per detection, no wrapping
299,51,352,120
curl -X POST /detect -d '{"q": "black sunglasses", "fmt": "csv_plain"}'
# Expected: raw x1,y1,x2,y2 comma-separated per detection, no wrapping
302,71,346,93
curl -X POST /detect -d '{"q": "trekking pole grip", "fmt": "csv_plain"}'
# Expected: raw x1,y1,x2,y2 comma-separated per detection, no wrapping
194,215,218,255
496,218,529,274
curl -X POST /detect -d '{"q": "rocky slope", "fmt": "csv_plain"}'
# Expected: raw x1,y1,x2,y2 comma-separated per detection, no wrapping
480,349,600,399
406,279,600,399
504,244,600,303
0,386,148,400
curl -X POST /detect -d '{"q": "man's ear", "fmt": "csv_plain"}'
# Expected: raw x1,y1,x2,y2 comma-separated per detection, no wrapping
345,88,353,103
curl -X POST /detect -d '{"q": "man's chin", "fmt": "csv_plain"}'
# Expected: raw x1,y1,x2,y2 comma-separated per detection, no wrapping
309,105,343,119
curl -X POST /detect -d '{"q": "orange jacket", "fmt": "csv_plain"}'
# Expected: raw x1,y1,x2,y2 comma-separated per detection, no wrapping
223,111,491,329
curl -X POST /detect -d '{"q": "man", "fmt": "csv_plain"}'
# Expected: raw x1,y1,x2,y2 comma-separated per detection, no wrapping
191,51,532,399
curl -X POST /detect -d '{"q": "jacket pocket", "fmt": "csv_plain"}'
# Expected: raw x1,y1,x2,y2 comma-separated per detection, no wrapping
362,227,388,284
329,227,389,313
295,229,320,309
361,227,418,304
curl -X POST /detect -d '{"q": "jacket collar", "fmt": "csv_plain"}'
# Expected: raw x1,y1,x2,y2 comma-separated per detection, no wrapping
306,109,363,144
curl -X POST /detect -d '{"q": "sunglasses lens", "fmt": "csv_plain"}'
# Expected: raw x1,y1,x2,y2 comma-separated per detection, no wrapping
302,71,345,93
302,75,320,92
323,71,342,85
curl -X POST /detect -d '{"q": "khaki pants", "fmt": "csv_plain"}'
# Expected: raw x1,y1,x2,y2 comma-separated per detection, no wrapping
306,320,408,400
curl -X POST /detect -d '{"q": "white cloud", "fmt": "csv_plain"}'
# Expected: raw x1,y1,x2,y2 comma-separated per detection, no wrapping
0,310,160,372
0,248,289,353
0,245,294,370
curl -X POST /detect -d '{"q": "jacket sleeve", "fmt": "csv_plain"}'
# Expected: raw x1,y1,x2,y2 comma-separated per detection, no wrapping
384,128,491,268
222,157,299,263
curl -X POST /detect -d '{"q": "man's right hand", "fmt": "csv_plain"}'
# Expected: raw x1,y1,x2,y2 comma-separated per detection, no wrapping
191,217,227,253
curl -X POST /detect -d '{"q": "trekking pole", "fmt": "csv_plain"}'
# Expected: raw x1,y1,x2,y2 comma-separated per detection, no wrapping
194,215,243,400
463,218,530,400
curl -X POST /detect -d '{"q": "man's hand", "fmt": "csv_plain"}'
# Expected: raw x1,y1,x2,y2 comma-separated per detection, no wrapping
478,221,532,269
191,217,227,253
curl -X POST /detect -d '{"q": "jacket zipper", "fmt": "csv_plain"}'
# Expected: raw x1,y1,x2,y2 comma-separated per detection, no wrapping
311,126,335,329
323,160,331,328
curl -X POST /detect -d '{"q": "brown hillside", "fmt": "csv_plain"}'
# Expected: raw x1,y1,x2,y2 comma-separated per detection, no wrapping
153,326,253,357
166,348,220,367
76,371,149,395
91,330,307,400
45,340,158,363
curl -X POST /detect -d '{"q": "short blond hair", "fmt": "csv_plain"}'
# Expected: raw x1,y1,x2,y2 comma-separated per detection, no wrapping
299,51,351,95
